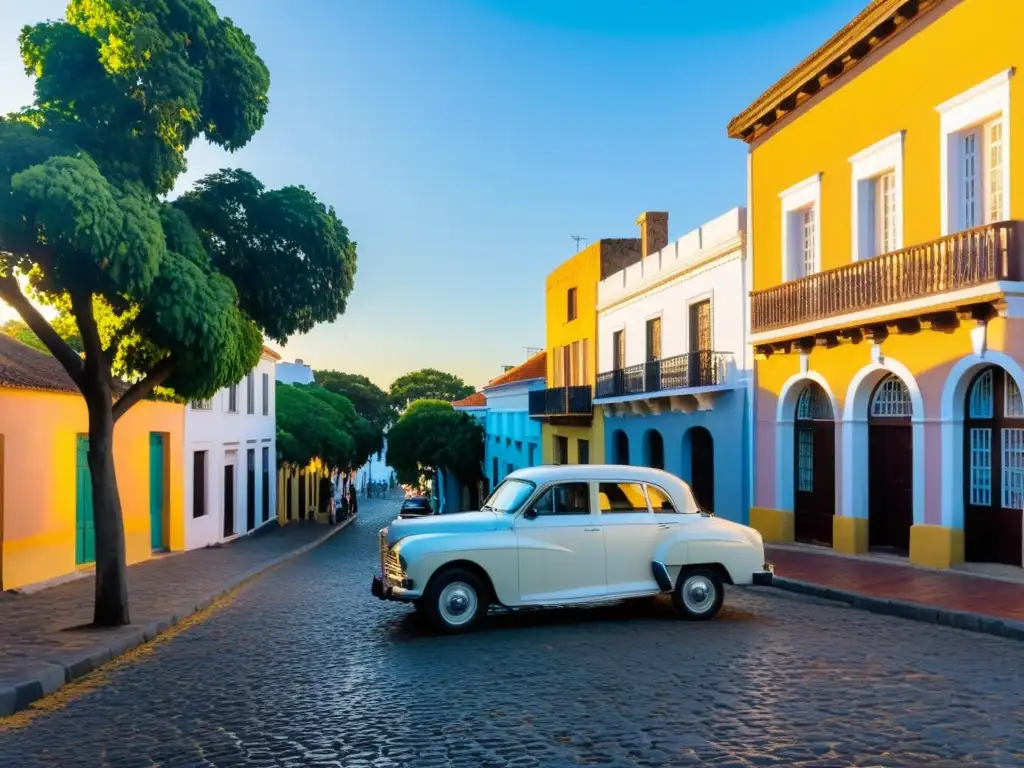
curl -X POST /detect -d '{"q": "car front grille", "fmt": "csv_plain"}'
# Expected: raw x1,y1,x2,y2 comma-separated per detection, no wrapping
378,528,403,585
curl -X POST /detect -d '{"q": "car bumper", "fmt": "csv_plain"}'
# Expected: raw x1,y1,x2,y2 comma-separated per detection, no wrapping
751,562,774,586
371,573,421,602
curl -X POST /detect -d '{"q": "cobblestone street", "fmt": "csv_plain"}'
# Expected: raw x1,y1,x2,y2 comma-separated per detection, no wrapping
2,495,1023,768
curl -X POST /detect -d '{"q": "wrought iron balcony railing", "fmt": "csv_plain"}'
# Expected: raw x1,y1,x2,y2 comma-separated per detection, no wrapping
595,351,731,399
750,221,1024,334
528,385,593,417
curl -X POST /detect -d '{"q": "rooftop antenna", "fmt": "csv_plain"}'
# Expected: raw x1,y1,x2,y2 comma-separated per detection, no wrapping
570,234,587,252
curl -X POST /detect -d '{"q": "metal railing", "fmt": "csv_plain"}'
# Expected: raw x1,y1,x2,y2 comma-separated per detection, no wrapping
750,221,1024,334
595,351,731,399
528,385,593,417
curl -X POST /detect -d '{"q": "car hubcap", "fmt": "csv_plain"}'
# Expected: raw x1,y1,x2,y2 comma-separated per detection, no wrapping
438,582,478,626
682,575,715,614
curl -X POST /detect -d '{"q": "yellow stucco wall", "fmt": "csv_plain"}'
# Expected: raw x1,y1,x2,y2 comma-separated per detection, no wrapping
750,0,1024,292
541,410,606,465
545,240,601,384
0,390,185,591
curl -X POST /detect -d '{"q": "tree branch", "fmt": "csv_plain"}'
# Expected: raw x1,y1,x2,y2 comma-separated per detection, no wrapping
112,355,176,423
0,274,85,390
69,289,109,385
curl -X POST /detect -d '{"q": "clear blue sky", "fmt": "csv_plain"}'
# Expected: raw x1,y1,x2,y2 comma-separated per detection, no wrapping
0,0,864,389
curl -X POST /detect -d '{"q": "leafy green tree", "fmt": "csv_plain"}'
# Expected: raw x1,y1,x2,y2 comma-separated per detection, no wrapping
313,369,395,429
276,383,382,472
0,1,357,625
386,398,484,488
1,318,51,353
389,368,475,411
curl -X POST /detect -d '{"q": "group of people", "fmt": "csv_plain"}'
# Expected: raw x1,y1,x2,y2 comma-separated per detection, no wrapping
364,479,391,498
321,472,358,526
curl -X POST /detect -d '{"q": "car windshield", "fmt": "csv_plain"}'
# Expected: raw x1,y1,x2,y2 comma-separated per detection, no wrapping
481,478,536,514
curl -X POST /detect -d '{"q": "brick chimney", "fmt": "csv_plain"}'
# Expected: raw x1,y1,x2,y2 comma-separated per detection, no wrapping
636,211,669,257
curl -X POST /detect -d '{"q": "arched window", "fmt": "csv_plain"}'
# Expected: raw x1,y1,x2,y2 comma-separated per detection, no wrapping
643,429,664,470
870,375,912,418
796,382,833,421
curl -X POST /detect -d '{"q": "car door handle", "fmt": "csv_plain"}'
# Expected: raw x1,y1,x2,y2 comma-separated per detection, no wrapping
657,523,674,529
584,527,601,532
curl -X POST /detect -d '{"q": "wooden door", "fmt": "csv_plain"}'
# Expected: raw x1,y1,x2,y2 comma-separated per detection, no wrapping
868,376,913,554
688,300,711,386
964,367,1024,566
223,464,235,537
261,447,270,523
793,384,835,546
149,433,165,550
246,449,256,531
689,427,714,512
75,435,95,565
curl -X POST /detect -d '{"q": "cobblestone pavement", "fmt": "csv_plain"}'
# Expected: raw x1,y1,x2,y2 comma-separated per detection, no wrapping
2,495,1023,767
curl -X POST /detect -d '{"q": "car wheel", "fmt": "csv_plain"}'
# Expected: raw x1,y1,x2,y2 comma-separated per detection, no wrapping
672,567,724,621
422,568,486,634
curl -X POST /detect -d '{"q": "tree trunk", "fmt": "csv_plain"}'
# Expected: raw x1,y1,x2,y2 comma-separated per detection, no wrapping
85,388,130,626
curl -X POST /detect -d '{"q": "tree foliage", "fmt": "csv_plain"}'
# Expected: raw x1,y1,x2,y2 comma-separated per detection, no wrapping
389,368,475,411
386,398,484,487
0,0,357,626
313,369,394,430
276,383,382,472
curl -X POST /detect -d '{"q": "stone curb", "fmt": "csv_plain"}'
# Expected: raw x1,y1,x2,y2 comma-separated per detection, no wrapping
770,576,1024,642
0,515,357,717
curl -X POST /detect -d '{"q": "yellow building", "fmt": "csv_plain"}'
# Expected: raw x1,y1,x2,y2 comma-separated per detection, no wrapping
535,220,664,464
731,0,1024,569
0,335,185,591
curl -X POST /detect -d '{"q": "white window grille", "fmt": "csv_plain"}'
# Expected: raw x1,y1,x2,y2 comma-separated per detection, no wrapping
191,398,212,411
878,171,897,255
1004,371,1024,417
969,369,994,418
797,428,814,492
963,132,978,229
969,427,992,506
870,375,912,418
988,120,1004,223
1001,427,1024,509
801,207,815,277
796,385,832,420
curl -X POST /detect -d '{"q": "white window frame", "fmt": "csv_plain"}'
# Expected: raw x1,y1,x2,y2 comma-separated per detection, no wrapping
937,68,1014,235
849,131,904,261
779,173,822,281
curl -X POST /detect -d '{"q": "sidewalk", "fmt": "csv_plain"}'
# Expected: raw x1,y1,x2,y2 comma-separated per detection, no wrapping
0,519,350,716
765,544,1024,640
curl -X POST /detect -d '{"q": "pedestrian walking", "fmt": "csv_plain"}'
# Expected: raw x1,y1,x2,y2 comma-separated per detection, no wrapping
349,483,358,516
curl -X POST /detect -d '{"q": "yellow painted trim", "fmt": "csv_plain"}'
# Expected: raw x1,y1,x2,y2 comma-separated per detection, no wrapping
833,516,869,555
909,524,965,569
749,507,794,543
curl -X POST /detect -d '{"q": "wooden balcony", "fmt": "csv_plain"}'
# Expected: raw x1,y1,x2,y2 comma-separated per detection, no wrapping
750,222,1024,349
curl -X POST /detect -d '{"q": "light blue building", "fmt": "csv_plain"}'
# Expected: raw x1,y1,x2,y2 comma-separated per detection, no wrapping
593,208,752,523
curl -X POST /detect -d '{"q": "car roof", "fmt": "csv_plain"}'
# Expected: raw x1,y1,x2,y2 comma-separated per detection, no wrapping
507,464,687,487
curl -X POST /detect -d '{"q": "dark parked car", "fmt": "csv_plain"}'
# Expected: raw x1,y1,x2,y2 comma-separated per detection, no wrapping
398,496,434,518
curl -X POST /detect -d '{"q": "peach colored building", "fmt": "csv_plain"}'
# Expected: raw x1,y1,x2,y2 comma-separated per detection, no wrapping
0,335,185,591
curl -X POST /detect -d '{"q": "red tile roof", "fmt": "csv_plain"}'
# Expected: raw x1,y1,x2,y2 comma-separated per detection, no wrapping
484,351,547,389
0,334,131,396
453,391,486,408
261,345,282,361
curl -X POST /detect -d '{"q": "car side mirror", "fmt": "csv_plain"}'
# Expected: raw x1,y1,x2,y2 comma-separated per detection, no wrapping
523,507,538,520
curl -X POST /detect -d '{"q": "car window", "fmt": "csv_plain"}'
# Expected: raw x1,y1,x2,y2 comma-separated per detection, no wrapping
646,485,678,513
597,482,649,513
483,478,536,513
530,482,591,516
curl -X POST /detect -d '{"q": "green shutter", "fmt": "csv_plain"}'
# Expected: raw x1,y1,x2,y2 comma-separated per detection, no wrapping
75,435,95,565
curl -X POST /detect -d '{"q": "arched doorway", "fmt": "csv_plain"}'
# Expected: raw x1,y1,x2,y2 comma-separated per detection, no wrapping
794,382,835,546
686,427,714,512
643,429,664,470
964,366,1024,566
613,430,630,465
868,374,913,554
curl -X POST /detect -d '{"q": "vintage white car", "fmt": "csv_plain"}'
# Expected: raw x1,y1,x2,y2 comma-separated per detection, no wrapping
371,464,773,633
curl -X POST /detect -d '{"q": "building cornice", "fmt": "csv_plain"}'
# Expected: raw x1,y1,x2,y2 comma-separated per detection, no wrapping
727,0,948,144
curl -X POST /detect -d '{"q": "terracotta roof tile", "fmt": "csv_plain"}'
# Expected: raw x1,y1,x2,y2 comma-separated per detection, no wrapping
484,351,547,389
0,334,83,395
453,391,486,408
261,345,282,361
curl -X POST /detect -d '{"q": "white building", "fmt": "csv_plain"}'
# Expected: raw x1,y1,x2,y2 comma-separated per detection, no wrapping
275,358,315,385
594,207,752,523
185,346,280,550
